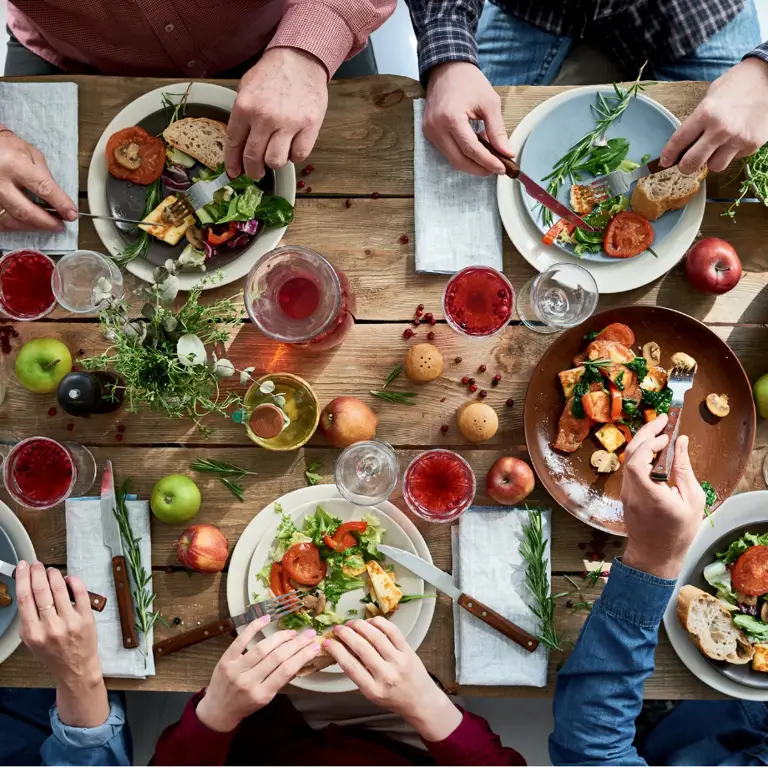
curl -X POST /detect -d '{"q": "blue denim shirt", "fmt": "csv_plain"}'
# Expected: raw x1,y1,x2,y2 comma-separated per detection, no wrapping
550,559,768,766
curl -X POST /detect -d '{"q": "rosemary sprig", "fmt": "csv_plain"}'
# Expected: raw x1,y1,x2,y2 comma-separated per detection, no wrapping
370,390,418,405
584,563,606,587
383,365,402,388
571,600,594,612
190,458,256,477
112,478,165,657
112,178,163,266
305,461,322,487
220,477,244,502
520,508,561,651
540,67,647,227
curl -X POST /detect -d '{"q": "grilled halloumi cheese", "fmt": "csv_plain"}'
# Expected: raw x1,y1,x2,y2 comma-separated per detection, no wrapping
138,195,195,246
752,643,768,672
595,423,626,453
366,561,402,616
559,366,585,398
570,184,596,216
640,366,668,393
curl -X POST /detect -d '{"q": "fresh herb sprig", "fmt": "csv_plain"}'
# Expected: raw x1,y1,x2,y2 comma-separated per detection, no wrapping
305,461,323,486
540,67,647,227
383,365,403,388
220,477,244,502
520,508,561,651
190,458,256,502
112,478,166,657
370,390,417,405
571,600,594,612
724,142,768,220
584,563,606,587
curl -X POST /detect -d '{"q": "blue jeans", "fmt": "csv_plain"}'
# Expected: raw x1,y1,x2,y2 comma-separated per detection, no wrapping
478,0,762,85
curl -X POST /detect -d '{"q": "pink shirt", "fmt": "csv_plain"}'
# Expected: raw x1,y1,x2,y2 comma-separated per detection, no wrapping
8,0,395,79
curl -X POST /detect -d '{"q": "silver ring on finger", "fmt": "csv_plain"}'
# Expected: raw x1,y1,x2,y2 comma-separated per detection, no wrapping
38,603,55,612
0,208,7,218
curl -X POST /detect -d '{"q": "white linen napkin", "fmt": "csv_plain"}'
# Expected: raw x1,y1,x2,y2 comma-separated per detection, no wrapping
0,82,79,253
413,99,503,274
452,506,550,686
65,497,155,679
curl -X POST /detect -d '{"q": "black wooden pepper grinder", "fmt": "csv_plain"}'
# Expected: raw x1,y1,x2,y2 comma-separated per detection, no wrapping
57,371,124,417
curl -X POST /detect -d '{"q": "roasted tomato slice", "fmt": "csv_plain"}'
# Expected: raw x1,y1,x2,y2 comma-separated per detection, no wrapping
282,542,327,586
581,390,611,423
269,562,291,596
106,126,166,185
608,382,623,422
732,545,768,596
603,212,654,258
596,322,636,348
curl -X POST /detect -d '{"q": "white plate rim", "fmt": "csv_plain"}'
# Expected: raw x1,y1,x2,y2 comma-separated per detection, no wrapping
227,484,435,693
0,500,35,665
497,86,706,294
86,81,296,291
663,490,768,701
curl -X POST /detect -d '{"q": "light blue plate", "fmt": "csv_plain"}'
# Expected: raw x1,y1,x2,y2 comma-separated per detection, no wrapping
0,525,18,638
519,90,683,263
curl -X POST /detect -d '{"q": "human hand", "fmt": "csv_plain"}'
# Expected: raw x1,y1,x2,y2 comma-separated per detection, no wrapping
225,48,328,180
662,58,768,174
0,129,77,231
325,617,463,742
195,615,321,733
620,416,706,579
423,62,511,176
16,561,109,728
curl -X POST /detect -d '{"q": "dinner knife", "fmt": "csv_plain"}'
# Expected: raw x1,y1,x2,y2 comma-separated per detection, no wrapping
475,135,595,231
101,461,139,649
378,545,539,653
0,559,107,612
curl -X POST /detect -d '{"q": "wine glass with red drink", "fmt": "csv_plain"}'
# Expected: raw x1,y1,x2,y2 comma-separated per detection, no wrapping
442,266,514,338
402,449,476,522
0,250,57,321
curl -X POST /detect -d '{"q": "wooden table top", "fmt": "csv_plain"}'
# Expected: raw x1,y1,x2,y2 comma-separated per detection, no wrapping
1,74,765,698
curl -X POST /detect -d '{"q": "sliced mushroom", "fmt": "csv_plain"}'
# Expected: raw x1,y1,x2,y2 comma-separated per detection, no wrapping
591,450,620,474
706,393,730,418
300,592,326,617
114,141,142,170
185,225,204,250
760,602,768,623
671,352,697,372
736,591,758,607
642,341,661,366
0,583,11,608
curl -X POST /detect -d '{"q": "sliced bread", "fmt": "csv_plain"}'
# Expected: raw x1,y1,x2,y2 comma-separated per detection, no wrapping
163,117,227,170
677,584,753,665
296,630,336,677
630,165,707,221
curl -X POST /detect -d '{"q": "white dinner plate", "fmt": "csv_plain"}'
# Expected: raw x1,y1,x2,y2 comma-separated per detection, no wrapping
227,484,436,693
87,81,296,291
0,500,35,665
664,491,768,700
497,86,706,294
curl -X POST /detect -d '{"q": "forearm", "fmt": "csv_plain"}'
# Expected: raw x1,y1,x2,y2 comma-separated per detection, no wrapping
549,559,674,766
404,0,482,84
56,670,110,729
266,0,396,78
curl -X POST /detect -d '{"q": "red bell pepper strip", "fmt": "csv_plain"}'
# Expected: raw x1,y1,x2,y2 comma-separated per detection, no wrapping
542,218,575,246
206,221,238,246
617,423,632,444
609,382,622,422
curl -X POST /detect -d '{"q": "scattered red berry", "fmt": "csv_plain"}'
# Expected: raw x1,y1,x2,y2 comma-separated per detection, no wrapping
297,180,305,189
399,234,409,244
601,570,610,578
440,397,446,403
591,553,599,561
71,365,80,372
468,378,475,385
301,164,314,176
47,407,56,417
424,312,434,322
417,304,424,311
403,328,414,339
413,318,421,326
428,317,436,325
461,376,469,385
305,186,312,193
469,384,478,393
479,390,488,398
493,374,502,383
345,199,352,208
117,424,126,434
478,364,487,373
506,398,515,407
415,308,423,317
371,192,380,199
66,423,75,431
454,356,462,364
116,434,123,442
440,425,449,434
427,331,435,340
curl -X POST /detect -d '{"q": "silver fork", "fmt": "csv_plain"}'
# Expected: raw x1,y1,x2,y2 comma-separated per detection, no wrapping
231,590,302,627
589,157,660,199
650,363,696,482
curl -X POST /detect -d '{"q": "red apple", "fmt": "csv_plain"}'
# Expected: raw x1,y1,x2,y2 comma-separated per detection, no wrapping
176,524,229,573
486,457,535,505
684,238,742,295
319,396,378,448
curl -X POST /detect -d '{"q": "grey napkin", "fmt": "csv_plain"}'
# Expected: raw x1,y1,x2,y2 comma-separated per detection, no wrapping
0,82,79,253
413,99,503,274
452,506,550,687
65,497,155,679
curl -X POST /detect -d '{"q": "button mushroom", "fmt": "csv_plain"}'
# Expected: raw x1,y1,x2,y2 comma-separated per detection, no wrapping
114,141,142,171
671,352,697,372
185,225,204,250
642,341,661,366
591,450,621,474
0,583,11,608
300,591,326,617
706,393,730,418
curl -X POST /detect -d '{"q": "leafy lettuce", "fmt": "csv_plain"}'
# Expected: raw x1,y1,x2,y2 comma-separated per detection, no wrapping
716,532,768,565
733,613,768,641
358,512,386,561
302,506,342,547
322,569,365,606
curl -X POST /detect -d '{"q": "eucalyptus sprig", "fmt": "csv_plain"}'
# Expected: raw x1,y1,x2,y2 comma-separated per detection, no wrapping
113,478,166,658
520,508,561,651
540,67,648,227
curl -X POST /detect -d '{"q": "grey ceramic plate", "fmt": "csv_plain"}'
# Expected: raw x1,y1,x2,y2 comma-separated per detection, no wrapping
106,104,275,270
0,525,18,639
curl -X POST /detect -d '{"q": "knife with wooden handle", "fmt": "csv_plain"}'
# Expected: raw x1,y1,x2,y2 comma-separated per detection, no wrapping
153,618,236,659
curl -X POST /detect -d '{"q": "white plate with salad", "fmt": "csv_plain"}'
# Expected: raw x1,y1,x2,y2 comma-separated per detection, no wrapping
87,82,296,290
497,85,705,293
665,491,768,700
248,500,431,669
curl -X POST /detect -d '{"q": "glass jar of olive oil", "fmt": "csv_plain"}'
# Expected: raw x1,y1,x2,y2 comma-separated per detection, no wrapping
242,373,319,451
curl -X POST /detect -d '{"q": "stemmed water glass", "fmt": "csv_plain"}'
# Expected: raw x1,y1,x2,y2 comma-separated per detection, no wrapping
335,440,399,506
515,262,599,334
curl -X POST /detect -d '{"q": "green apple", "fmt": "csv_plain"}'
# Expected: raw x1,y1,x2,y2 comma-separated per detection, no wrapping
755,374,768,419
151,474,201,524
15,338,72,394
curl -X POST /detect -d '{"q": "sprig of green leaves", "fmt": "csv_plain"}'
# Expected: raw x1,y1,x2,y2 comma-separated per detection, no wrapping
370,390,417,405
305,461,323,486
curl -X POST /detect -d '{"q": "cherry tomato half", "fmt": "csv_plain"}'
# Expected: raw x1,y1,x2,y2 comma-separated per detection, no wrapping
603,212,654,259
106,126,166,185
596,322,636,347
269,562,291,596
282,542,327,586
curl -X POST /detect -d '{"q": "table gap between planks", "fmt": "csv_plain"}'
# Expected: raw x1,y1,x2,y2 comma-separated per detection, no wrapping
0,75,765,698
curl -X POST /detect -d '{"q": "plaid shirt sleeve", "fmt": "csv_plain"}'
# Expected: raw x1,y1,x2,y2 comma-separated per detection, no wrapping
404,0,483,85
745,41,768,65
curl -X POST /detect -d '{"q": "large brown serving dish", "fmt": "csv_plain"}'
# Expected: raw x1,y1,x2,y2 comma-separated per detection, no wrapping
524,306,756,535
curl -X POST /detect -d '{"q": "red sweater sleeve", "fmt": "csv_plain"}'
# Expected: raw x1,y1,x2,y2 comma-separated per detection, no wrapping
423,709,527,766
151,691,236,766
